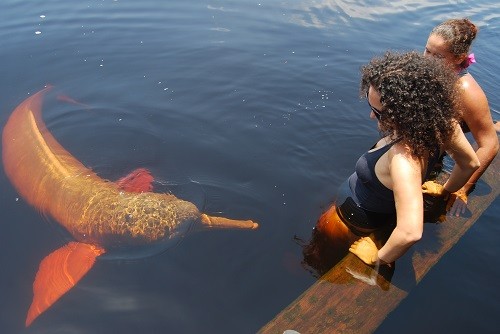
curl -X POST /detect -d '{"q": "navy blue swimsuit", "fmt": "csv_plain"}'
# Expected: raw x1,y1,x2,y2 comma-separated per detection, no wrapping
348,140,400,214
335,139,440,233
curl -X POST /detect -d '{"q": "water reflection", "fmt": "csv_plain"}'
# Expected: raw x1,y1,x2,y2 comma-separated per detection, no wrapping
288,0,500,28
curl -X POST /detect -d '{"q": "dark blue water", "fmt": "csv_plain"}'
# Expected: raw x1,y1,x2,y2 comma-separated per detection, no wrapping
0,1,498,333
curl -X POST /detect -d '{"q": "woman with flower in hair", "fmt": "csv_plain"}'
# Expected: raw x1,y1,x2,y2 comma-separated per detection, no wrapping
423,18,499,216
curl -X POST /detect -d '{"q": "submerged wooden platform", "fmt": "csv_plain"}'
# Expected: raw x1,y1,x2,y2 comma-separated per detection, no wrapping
259,154,499,334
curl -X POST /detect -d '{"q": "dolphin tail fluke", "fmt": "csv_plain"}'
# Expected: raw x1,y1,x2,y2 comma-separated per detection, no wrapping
200,214,258,229
25,242,106,327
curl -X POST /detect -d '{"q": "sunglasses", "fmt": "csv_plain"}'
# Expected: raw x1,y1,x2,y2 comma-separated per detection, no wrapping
366,91,382,120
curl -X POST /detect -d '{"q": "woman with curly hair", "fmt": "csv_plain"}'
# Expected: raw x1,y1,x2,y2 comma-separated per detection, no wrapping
307,51,479,270
423,18,499,216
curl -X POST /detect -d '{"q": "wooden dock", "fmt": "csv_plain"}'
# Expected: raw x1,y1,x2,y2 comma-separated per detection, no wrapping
259,154,499,334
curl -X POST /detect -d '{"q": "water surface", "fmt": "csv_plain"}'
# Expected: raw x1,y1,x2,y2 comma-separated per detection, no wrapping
0,1,498,333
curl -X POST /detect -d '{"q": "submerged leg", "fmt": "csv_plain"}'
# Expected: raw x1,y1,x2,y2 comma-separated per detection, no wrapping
301,204,361,277
316,204,359,246
200,214,258,229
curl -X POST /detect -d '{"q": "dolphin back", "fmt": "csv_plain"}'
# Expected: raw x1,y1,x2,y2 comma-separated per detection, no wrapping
2,87,200,248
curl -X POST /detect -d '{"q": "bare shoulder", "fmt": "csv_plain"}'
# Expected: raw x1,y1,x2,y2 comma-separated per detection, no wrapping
388,142,422,176
387,142,423,196
459,74,496,141
459,74,488,109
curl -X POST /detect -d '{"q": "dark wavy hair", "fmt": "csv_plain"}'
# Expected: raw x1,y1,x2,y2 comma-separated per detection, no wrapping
431,18,478,67
360,51,460,157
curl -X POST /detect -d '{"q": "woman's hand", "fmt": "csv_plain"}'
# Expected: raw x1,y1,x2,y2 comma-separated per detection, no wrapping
447,188,468,216
421,180,445,196
349,237,379,265
423,181,468,215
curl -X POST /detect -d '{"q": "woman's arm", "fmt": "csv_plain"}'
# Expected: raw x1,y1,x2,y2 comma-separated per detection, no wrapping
459,77,499,192
376,145,424,263
350,144,424,264
442,121,481,193
422,122,480,215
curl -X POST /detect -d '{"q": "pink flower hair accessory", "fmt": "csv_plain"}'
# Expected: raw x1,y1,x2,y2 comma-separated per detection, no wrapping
465,53,476,68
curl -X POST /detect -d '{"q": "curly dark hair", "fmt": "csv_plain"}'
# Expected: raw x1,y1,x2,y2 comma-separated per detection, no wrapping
360,51,460,157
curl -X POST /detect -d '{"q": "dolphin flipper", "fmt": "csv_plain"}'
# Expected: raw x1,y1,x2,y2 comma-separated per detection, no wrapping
116,168,154,193
26,242,105,327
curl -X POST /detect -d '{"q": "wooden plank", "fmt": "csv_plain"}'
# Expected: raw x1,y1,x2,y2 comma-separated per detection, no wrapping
260,154,499,334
